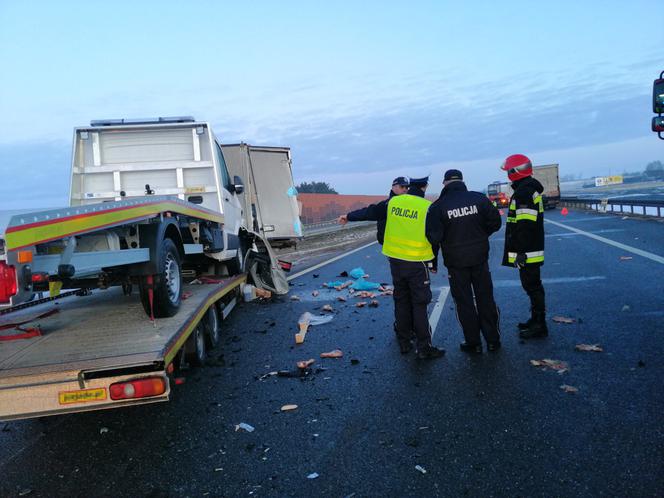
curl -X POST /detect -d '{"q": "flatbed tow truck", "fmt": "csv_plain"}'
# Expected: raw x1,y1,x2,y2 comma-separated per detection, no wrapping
0,116,290,421
0,274,244,421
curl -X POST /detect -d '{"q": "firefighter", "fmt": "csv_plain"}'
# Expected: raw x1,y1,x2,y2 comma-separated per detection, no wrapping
426,169,502,353
336,176,409,244
500,154,547,338
383,176,445,359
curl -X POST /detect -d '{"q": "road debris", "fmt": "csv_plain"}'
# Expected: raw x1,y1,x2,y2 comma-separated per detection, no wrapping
297,359,315,369
311,290,320,297
235,423,255,433
337,296,347,302
320,349,344,359
415,465,427,474
255,288,272,299
307,473,319,479
369,300,379,308
296,312,334,344
281,404,298,412
575,344,603,352
356,301,367,308
349,267,367,279
322,304,334,312
290,295,301,301
552,316,575,324
339,271,349,277
621,305,631,312
619,256,633,261
351,358,360,365
530,359,569,374
560,384,579,393
99,427,109,434
350,280,381,291
259,371,278,380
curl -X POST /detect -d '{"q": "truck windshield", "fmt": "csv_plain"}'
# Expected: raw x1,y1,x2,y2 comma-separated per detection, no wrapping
487,185,499,195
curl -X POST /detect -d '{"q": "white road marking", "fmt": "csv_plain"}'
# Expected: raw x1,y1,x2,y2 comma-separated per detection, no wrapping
429,286,450,338
545,219,664,265
287,241,378,281
493,276,607,287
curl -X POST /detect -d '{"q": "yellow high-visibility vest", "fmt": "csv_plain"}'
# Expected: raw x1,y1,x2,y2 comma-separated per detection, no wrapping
382,194,434,261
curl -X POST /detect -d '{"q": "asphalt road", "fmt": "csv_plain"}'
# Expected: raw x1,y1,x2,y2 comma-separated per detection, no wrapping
1,208,663,498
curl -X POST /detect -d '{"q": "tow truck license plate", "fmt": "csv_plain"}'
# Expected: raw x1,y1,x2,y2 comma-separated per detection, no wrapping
58,388,107,405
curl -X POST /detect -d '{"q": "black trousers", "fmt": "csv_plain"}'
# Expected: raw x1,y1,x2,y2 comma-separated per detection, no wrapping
448,261,500,345
519,264,545,315
388,258,433,351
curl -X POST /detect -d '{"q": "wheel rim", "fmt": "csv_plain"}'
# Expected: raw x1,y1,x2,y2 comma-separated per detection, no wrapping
164,252,180,303
196,327,205,361
208,308,220,343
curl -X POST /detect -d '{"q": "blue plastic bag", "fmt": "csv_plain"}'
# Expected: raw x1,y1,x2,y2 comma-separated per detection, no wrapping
350,280,381,291
349,267,366,279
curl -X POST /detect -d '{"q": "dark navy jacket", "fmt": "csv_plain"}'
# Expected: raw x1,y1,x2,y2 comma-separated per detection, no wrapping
426,181,501,268
346,191,394,244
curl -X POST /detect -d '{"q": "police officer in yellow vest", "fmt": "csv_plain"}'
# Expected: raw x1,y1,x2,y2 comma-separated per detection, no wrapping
383,176,445,359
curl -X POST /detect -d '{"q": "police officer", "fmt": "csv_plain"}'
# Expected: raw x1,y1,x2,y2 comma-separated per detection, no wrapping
426,169,502,353
337,176,409,244
500,154,547,338
383,176,445,359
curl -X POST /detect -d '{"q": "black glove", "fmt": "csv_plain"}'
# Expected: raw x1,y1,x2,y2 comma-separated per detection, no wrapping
514,253,527,269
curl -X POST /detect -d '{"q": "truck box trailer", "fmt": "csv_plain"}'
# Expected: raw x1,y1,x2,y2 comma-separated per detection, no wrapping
486,163,560,209
221,144,302,247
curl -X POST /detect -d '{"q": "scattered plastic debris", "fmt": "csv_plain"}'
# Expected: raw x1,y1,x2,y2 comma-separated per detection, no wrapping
320,350,343,359
322,304,334,312
255,288,272,299
337,296,347,302
349,267,366,279
619,256,633,261
296,312,334,344
560,384,578,393
259,371,278,380
281,404,298,412
350,280,381,291
99,427,109,434
552,316,575,324
369,300,379,308
324,280,345,288
356,302,367,308
415,465,427,474
290,295,301,301
575,344,603,352
297,359,315,369
339,271,349,277
354,291,376,299
312,290,320,297
307,473,319,479
530,359,569,374
18,489,32,497
621,305,631,312
235,423,255,433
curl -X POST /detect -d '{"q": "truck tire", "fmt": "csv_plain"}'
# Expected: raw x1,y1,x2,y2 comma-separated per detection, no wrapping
139,238,182,318
204,305,221,349
185,324,206,366
225,247,245,276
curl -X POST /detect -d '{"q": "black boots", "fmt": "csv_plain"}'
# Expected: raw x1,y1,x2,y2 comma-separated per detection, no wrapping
519,312,548,339
460,342,483,354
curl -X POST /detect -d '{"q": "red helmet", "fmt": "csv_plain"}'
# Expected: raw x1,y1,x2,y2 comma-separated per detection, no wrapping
500,154,533,182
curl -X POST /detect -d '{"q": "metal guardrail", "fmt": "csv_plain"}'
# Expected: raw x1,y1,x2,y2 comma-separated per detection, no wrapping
302,219,375,236
561,197,664,218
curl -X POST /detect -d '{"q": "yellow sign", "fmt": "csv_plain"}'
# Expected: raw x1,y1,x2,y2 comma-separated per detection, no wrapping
58,388,107,405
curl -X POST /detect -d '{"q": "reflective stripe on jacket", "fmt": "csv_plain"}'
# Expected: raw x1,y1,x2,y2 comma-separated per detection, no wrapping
383,194,434,262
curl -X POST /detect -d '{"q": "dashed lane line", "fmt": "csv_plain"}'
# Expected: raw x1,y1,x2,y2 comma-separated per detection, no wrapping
545,219,664,265
429,286,450,339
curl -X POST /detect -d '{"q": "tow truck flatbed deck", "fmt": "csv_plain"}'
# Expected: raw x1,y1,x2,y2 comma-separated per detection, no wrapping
0,274,245,421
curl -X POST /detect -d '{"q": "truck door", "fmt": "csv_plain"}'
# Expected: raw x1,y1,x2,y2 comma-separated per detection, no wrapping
214,143,243,256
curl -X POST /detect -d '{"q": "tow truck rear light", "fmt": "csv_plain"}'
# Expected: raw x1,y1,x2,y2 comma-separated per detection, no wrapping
109,377,166,400
0,261,17,304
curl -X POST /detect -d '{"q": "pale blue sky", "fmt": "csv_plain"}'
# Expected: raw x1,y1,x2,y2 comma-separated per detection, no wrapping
0,1,662,206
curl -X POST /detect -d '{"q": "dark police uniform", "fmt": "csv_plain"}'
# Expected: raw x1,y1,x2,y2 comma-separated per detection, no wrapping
502,176,546,336
383,183,444,358
426,178,502,349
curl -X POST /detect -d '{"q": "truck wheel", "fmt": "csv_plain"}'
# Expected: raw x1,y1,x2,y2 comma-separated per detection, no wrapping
139,238,182,318
204,305,221,349
185,324,206,366
226,247,245,276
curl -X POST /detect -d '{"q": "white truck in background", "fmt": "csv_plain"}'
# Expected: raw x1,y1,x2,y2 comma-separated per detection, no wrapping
221,144,302,248
487,164,560,210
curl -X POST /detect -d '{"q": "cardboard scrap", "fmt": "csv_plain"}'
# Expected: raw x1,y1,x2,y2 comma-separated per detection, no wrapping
320,350,343,359
575,344,603,352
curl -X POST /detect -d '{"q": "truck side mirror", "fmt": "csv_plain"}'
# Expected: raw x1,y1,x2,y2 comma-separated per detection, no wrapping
653,78,664,114
232,175,244,195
